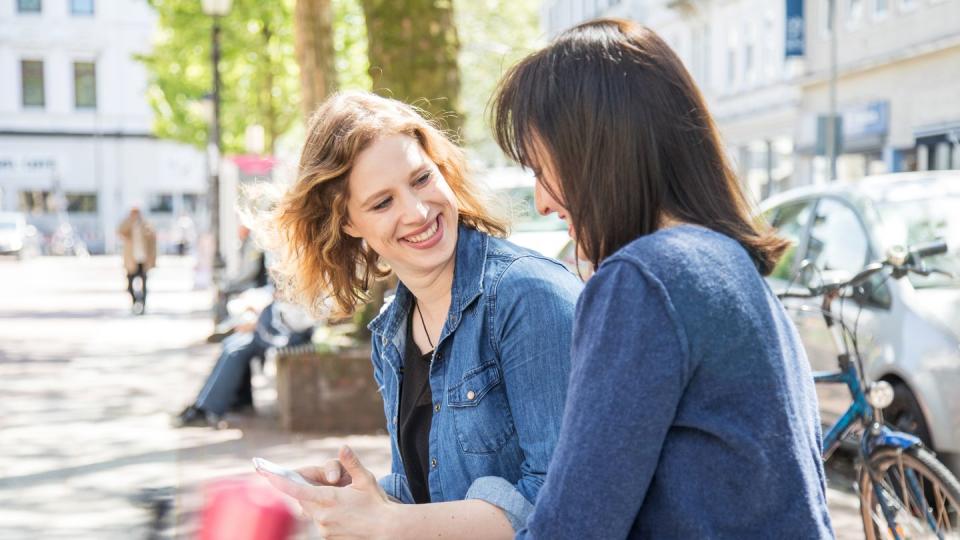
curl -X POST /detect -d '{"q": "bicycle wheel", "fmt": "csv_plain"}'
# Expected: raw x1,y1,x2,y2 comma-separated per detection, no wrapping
859,445,960,539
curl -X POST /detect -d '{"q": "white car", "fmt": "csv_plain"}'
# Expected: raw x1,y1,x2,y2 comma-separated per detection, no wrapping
480,167,570,259
0,212,28,258
761,171,960,474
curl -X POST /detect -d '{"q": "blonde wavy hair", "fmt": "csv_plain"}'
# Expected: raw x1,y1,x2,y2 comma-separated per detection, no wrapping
259,91,508,317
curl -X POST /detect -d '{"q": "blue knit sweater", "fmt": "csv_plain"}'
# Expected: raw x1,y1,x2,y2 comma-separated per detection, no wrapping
517,225,834,539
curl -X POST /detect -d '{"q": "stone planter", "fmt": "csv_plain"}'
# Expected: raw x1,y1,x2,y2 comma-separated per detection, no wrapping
274,344,385,434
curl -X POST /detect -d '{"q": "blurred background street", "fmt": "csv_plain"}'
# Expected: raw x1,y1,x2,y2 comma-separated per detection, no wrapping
0,255,392,539
0,254,872,539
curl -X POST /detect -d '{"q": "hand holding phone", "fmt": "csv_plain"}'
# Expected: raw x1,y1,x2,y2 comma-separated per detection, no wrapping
252,457,313,487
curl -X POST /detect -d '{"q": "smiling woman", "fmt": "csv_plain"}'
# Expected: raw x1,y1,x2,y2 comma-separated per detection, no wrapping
257,91,583,540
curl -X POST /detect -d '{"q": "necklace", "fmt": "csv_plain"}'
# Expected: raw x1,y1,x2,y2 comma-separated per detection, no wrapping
415,302,435,350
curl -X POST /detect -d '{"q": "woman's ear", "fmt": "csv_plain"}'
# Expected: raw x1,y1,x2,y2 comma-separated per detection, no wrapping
342,219,359,238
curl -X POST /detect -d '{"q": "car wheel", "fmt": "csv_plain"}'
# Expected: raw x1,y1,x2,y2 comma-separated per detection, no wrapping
883,380,934,450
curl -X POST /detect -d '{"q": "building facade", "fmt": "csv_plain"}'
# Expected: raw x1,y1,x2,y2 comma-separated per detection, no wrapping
0,0,206,254
542,0,960,198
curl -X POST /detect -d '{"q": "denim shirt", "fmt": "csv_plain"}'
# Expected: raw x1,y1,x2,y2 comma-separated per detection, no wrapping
368,224,583,530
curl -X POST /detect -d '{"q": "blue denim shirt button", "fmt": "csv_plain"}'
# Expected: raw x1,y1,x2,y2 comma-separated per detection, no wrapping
431,458,438,468
392,415,397,424
434,402,441,412
466,390,476,400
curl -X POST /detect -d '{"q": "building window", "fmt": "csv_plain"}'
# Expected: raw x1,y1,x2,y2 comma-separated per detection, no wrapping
821,0,834,36
70,0,94,15
848,0,864,25
725,30,739,91
18,190,52,213
74,62,97,109
21,60,45,108
66,193,98,213
874,0,889,18
17,0,41,13
182,193,202,214
149,194,175,214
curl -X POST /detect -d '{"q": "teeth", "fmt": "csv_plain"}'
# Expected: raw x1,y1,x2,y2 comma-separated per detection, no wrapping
406,218,439,243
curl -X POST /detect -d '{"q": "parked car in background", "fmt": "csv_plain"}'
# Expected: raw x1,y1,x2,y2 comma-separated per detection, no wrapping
480,167,571,259
760,171,960,474
0,212,30,258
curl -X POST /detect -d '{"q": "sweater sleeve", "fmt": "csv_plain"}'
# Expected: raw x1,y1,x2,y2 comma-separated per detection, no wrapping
516,259,692,539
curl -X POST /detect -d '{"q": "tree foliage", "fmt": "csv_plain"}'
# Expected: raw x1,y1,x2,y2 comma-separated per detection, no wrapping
456,0,543,165
141,0,542,163
140,0,300,155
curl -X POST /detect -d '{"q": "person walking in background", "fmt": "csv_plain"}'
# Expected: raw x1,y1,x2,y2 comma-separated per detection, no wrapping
117,207,157,315
492,19,834,539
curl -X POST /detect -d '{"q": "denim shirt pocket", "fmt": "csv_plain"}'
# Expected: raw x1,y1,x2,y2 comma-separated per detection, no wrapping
447,360,516,454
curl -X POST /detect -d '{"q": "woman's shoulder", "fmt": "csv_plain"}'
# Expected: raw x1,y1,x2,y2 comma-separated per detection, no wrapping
607,225,750,280
484,236,583,301
488,236,580,276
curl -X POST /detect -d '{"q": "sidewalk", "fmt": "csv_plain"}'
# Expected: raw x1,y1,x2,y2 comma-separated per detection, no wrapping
0,255,390,539
0,254,864,538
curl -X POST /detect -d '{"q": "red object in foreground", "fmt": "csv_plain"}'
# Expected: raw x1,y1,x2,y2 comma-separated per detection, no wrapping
198,477,296,540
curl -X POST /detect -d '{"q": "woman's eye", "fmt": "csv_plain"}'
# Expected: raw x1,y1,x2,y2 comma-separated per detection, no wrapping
372,197,392,211
414,172,431,186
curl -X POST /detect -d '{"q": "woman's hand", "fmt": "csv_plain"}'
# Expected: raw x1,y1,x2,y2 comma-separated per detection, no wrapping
257,445,400,540
294,457,354,488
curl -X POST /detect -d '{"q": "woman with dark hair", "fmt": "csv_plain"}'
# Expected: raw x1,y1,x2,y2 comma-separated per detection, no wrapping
492,19,834,538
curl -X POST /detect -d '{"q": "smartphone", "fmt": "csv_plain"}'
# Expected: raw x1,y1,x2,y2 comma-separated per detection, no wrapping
252,457,313,487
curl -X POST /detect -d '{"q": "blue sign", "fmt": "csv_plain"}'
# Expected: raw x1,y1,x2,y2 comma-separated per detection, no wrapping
843,101,890,138
785,0,804,57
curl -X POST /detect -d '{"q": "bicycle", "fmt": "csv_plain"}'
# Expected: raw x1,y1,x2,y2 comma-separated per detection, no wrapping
779,239,960,539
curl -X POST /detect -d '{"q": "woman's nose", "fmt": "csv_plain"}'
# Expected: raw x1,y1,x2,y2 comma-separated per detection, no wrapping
534,181,553,216
400,191,429,223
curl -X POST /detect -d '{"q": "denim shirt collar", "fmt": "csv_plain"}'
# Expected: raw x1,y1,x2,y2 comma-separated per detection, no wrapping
367,223,488,349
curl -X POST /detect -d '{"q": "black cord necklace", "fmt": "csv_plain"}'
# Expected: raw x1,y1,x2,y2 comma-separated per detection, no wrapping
415,301,435,350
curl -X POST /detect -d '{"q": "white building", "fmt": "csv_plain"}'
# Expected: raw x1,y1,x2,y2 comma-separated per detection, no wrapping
0,0,206,254
542,0,960,199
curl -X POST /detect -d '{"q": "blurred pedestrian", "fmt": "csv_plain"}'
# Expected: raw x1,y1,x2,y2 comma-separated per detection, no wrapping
174,213,196,256
117,207,157,315
492,19,834,539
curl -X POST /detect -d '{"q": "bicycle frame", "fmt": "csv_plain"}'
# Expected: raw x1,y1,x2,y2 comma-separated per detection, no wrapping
814,292,923,461
815,363,867,459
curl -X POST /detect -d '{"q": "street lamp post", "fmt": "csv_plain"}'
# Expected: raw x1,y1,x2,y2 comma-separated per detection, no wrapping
202,0,231,321
827,0,839,181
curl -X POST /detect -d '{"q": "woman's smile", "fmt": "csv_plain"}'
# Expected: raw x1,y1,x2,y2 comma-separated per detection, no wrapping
401,214,444,249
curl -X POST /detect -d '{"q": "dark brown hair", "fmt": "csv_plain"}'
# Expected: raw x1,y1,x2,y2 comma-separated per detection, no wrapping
492,18,787,274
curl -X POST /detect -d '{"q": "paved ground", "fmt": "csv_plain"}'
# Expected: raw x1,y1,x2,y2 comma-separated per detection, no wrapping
0,255,391,539
0,254,863,539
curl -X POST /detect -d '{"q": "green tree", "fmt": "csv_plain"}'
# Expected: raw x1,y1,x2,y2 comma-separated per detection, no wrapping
140,0,300,155
359,0,463,135
456,0,542,165
332,0,371,91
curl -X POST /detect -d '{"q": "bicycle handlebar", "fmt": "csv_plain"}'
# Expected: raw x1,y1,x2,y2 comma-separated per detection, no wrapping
908,239,948,262
780,239,949,299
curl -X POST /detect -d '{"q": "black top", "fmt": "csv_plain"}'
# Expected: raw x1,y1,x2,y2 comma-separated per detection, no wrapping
397,305,434,504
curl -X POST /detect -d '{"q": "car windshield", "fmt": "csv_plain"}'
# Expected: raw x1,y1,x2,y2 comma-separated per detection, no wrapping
502,187,566,233
874,196,960,289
